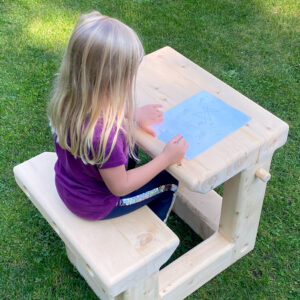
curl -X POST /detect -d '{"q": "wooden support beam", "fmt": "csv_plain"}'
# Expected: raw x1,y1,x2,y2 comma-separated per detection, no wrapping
219,156,272,262
173,185,222,239
159,156,273,299
159,233,233,300
66,246,114,300
116,273,159,300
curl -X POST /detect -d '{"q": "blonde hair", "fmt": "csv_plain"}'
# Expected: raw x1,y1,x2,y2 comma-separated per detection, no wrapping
48,11,144,166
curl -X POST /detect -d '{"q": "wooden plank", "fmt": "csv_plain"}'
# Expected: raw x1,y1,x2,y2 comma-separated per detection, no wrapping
116,273,159,300
66,246,114,300
13,152,179,297
159,233,233,300
135,125,259,193
135,46,289,193
159,156,273,300
172,184,222,239
219,156,272,262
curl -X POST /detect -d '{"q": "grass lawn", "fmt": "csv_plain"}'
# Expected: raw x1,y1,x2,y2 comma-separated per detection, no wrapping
1,0,299,299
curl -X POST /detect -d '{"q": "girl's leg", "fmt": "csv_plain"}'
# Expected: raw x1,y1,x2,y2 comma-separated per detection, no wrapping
103,171,178,222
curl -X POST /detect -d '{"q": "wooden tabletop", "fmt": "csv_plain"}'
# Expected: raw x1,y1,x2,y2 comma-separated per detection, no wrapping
135,46,289,193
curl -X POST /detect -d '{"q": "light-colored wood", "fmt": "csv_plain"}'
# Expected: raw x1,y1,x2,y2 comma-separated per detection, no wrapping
135,46,289,193
159,233,233,300
159,158,272,300
13,152,179,298
66,245,114,300
219,156,272,262
172,184,222,239
116,273,159,300
255,167,271,182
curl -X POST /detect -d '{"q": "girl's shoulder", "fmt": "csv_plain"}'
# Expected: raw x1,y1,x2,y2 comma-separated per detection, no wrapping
92,119,128,169
92,119,127,150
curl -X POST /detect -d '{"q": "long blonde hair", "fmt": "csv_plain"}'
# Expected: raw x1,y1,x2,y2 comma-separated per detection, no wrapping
48,11,144,165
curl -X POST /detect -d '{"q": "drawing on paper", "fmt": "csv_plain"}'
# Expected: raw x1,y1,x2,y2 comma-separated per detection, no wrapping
151,90,251,159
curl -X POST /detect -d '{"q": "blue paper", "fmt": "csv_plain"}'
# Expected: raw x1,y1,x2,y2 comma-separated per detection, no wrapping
151,90,251,159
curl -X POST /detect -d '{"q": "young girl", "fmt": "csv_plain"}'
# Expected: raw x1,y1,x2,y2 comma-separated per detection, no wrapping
48,11,188,222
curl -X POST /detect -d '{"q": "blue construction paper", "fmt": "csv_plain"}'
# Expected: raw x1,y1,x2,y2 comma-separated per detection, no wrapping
151,90,251,159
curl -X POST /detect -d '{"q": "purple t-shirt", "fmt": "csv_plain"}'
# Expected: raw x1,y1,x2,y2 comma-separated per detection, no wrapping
54,122,128,220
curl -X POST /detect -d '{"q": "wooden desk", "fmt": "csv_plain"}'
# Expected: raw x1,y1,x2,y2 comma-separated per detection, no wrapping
134,46,288,299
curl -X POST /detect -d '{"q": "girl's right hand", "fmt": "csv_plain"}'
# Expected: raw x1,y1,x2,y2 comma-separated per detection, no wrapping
162,134,188,165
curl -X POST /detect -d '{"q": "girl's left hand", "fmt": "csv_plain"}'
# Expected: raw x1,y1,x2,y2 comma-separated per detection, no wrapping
136,104,164,136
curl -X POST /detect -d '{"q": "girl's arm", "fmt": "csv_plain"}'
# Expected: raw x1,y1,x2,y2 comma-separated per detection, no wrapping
99,134,188,196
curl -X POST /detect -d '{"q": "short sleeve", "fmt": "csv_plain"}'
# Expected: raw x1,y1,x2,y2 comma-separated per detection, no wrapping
100,135,128,169
93,121,128,169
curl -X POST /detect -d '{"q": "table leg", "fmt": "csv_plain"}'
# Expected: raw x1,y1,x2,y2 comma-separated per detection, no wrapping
157,156,273,300
219,156,273,262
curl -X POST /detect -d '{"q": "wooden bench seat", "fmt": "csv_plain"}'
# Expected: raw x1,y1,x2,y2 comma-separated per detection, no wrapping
13,152,179,300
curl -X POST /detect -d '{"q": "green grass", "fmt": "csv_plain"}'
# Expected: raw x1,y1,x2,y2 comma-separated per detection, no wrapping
1,0,299,299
